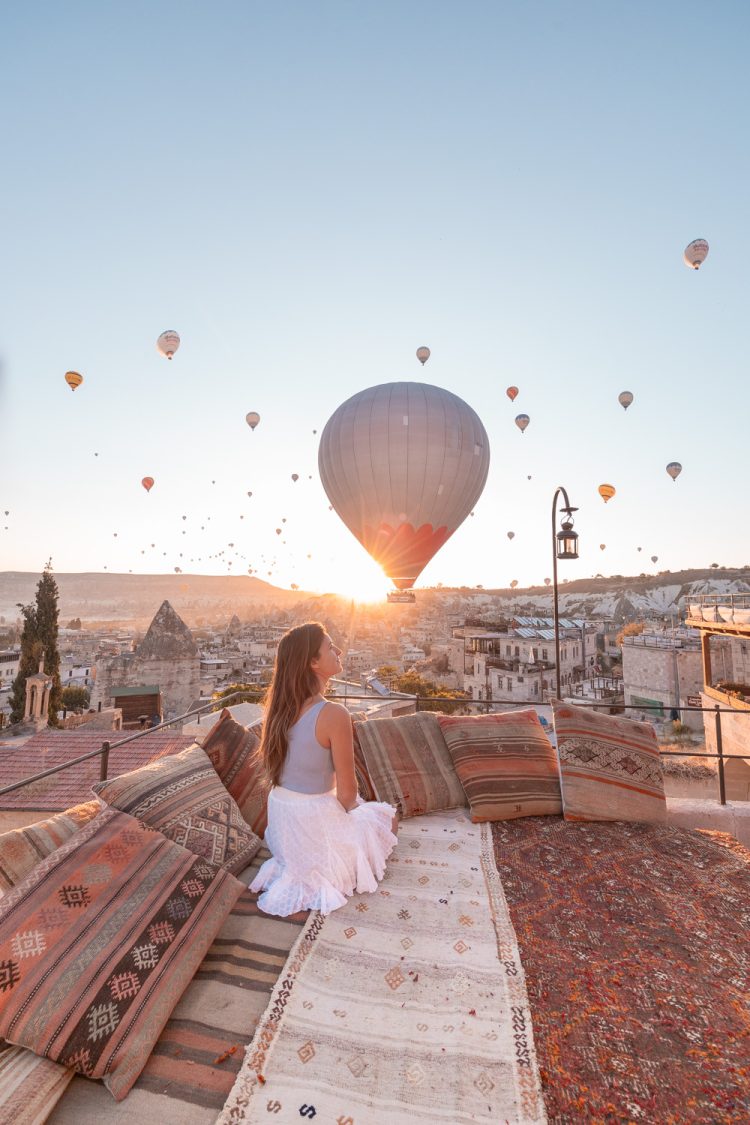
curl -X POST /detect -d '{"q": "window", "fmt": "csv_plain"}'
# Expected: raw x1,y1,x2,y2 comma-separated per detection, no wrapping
514,645,520,657
517,675,524,683
506,644,511,656
542,648,548,661
497,675,503,689
532,682,538,696
506,678,513,692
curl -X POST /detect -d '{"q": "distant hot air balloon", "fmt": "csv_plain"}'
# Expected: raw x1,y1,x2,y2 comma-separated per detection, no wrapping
416,347,430,365
598,483,616,503
318,382,490,590
156,330,180,359
246,412,260,430
618,391,634,410
544,577,551,586
65,371,83,391
600,543,606,551
651,555,658,563
506,386,519,402
291,473,299,482
275,528,282,535
510,579,518,589
637,546,642,552
683,239,709,270
515,414,530,433
247,491,252,497
141,476,154,492
507,531,515,540
527,474,532,480
666,461,682,481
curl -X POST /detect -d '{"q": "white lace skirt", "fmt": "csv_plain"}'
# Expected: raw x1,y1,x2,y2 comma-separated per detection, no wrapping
249,785,398,917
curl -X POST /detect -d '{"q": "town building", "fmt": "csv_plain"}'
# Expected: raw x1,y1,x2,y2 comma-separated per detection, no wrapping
621,628,704,730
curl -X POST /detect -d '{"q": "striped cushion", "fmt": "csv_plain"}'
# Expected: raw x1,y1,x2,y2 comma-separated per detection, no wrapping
93,743,261,875
0,1043,75,1121
353,712,466,818
0,800,102,893
552,702,666,823
0,807,242,1101
437,710,563,823
201,710,269,837
350,711,377,802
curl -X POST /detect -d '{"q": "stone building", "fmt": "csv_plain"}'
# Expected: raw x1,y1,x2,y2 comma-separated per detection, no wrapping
91,601,200,721
621,631,704,730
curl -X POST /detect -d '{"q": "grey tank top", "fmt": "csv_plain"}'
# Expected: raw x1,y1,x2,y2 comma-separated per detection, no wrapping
278,700,335,794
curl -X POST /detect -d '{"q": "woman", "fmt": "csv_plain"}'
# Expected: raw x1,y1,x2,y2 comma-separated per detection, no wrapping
250,622,398,916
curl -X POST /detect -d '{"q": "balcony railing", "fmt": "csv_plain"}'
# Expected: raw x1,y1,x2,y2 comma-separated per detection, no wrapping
0,693,747,811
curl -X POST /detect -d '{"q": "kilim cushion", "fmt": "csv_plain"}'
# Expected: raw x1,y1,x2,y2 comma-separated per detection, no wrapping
551,701,667,823
200,710,269,837
437,710,563,823
93,743,261,874
353,712,466,818
0,806,242,1101
0,799,103,893
350,711,377,802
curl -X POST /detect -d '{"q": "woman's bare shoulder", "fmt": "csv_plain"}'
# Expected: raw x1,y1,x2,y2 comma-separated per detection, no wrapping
320,700,353,726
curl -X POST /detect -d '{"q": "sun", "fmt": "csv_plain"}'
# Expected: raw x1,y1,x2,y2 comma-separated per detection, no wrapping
323,556,394,603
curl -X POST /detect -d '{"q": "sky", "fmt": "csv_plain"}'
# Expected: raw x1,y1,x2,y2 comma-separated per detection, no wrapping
2,1,749,602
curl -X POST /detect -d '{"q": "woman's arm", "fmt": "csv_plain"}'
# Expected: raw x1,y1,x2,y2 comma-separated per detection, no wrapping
323,704,358,812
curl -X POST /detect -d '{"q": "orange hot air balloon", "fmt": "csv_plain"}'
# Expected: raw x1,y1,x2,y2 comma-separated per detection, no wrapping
506,386,519,402
510,579,518,589
600,543,606,551
598,483,616,503
65,370,83,391
319,382,490,590
515,413,530,433
416,346,431,365
141,476,154,492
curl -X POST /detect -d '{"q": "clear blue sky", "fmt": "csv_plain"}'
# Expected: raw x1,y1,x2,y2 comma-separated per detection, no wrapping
2,1,748,598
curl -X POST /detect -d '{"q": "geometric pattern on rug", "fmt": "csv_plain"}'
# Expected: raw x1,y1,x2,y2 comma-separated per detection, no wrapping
490,817,750,1124
219,810,546,1123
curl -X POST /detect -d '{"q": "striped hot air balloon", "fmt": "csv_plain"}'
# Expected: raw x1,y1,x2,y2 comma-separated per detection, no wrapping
318,382,490,590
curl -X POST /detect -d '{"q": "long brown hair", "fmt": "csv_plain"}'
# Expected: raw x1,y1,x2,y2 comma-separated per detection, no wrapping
259,622,326,786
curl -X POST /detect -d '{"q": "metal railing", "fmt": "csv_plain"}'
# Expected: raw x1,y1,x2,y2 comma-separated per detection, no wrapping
0,692,747,810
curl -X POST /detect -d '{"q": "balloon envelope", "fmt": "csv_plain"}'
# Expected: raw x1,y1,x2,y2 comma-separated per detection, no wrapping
618,391,634,410
318,381,490,589
510,579,518,588
598,483,616,503
600,543,606,550
544,577,551,586
156,330,180,359
651,555,658,563
246,412,260,430
291,473,299,482
683,239,708,270
666,461,682,481
416,346,430,365
141,476,154,492
506,386,519,402
515,413,530,433
507,531,515,540
65,371,83,391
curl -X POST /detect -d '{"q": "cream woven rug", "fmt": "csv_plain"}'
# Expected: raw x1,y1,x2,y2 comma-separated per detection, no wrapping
219,810,545,1123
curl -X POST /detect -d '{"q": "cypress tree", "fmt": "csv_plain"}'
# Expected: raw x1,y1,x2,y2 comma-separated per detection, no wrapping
9,560,62,726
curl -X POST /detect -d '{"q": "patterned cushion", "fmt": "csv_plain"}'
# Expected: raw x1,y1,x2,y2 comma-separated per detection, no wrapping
353,712,466,818
0,800,103,893
200,710,269,837
0,807,242,1101
551,702,667,823
0,1042,75,1120
350,711,377,802
437,710,563,823
93,743,261,875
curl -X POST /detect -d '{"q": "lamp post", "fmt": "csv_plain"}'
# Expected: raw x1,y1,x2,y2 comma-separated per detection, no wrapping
552,486,579,699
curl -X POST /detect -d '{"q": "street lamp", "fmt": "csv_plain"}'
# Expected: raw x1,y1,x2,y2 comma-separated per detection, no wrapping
552,486,579,699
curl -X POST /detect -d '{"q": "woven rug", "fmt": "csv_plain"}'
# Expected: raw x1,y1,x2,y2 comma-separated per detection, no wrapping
219,810,545,1123
490,818,750,1124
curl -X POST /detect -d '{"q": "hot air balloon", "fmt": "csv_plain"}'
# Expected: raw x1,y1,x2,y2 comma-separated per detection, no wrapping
544,577,551,586
275,528,282,535
506,386,519,402
64,371,83,391
291,473,299,482
507,531,515,540
600,543,606,551
510,579,518,589
527,474,532,480
416,346,430,365
318,382,490,590
637,546,642,552
141,476,154,492
246,412,260,430
156,330,180,359
247,491,253,498
651,555,658,563
618,391,634,410
598,483,616,503
515,414,530,433
683,239,708,270
666,461,682,481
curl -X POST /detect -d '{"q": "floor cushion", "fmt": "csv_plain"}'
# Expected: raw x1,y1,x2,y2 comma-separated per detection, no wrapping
350,711,378,802
437,709,563,822
0,799,102,893
200,710,269,837
0,806,242,1101
551,701,667,823
93,743,261,874
353,711,466,817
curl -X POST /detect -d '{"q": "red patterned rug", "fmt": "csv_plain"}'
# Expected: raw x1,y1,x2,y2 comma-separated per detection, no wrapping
490,818,750,1124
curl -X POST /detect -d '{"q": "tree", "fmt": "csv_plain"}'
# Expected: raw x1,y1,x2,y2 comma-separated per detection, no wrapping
615,621,645,647
9,560,63,726
389,671,467,714
66,617,82,630
61,685,90,712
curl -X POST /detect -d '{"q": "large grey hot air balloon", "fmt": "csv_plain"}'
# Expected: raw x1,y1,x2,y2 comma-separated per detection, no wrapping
318,382,490,589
